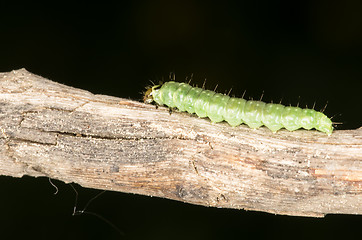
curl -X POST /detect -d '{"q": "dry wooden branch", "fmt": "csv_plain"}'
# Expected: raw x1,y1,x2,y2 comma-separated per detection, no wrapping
0,69,361,217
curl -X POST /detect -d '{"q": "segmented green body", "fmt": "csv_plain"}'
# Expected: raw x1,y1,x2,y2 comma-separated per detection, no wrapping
144,81,333,135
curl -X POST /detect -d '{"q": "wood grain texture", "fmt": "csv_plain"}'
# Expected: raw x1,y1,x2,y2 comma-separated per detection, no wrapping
0,68,361,217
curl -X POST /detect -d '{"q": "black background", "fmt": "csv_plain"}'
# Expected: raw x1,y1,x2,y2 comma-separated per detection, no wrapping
0,1,361,239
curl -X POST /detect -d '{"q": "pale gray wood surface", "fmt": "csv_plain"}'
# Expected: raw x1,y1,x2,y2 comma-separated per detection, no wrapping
0,68,361,217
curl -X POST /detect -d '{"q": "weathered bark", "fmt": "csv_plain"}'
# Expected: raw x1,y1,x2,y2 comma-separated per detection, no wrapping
0,69,361,217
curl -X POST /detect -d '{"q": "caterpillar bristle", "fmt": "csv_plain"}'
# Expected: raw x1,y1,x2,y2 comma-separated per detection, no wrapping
168,72,176,81
259,91,264,101
321,101,328,113
213,84,219,92
296,96,300,107
241,90,246,99
185,73,194,84
202,79,207,89
330,113,342,121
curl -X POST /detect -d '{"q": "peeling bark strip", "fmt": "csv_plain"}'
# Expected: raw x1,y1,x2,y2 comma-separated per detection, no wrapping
0,69,361,217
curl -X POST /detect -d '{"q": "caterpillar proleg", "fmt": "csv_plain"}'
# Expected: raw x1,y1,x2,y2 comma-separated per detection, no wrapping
144,81,333,135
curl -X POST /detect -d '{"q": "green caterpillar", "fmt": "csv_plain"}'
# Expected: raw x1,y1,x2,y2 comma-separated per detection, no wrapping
144,81,333,135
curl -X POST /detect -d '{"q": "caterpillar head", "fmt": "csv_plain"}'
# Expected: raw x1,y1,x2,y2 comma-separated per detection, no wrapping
143,85,160,103
315,113,333,135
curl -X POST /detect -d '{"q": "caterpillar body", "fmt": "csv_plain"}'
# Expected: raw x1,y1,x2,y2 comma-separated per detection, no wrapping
144,81,333,135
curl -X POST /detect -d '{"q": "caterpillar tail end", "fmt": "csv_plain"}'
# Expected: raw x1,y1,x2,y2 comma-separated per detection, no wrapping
315,114,334,136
